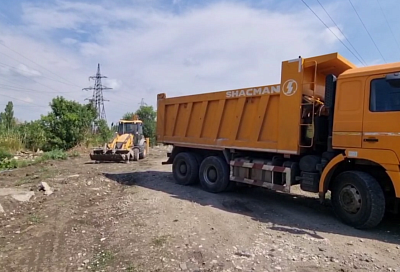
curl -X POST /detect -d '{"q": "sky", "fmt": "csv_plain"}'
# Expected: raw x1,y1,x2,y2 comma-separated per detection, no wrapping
1,0,400,124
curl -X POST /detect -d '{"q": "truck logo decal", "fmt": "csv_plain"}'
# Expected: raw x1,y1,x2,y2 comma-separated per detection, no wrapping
226,85,280,98
282,79,298,96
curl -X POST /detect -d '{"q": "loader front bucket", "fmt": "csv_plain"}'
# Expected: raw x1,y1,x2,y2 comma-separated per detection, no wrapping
89,148,131,163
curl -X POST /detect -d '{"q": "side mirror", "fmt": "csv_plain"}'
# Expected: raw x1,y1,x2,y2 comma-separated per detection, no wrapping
386,72,400,88
111,122,114,127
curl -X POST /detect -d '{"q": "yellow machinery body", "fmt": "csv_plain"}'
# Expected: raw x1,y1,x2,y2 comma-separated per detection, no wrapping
90,118,149,162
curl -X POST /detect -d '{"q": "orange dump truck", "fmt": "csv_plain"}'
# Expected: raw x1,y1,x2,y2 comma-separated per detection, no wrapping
156,52,400,229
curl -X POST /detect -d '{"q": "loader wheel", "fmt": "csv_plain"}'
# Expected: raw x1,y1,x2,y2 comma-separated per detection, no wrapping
139,147,147,159
199,156,230,193
331,171,385,229
172,152,199,185
133,148,140,161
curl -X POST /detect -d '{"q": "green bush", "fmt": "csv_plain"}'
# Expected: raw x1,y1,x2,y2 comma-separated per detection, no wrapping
0,149,12,160
0,158,18,170
41,149,68,161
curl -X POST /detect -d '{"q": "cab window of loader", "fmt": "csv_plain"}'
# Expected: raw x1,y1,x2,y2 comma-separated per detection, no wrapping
118,123,142,134
370,78,400,112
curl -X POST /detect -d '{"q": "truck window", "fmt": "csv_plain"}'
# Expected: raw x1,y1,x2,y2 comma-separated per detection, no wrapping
370,78,400,112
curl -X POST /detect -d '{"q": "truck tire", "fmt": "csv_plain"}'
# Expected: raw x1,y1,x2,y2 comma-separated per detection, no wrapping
172,152,199,185
331,171,385,229
133,148,140,161
199,156,230,193
139,146,147,159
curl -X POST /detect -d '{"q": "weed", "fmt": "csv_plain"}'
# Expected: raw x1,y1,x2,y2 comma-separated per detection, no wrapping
41,149,68,160
90,250,114,271
28,214,41,224
0,149,12,160
152,235,169,247
69,150,80,158
0,130,24,152
0,158,18,170
15,178,32,186
126,264,140,272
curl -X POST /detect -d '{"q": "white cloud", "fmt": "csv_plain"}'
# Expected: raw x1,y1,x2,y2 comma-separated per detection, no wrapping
15,64,41,77
0,0,346,123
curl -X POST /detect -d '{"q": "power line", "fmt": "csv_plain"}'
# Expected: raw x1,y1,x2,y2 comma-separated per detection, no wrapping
0,83,72,94
375,0,400,58
315,0,367,66
0,103,44,108
300,0,366,65
0,92,49,108
0,41,82,88
347,0,387,63
0,54,81,88
0,62,72,94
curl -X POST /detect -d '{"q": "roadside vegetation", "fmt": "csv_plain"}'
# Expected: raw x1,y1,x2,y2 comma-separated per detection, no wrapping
0,97,156,170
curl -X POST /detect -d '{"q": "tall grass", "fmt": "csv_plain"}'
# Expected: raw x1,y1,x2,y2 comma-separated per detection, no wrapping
0,129,24,152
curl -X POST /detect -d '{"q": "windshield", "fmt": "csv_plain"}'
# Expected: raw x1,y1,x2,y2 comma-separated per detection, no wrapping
117,122,143,134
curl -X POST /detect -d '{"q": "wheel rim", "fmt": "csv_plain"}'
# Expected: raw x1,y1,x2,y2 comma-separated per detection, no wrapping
203,166,218,184
178,161,187,176
339,184,362,214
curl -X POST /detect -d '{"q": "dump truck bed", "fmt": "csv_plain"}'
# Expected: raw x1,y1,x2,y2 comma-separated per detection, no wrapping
156,53,355,155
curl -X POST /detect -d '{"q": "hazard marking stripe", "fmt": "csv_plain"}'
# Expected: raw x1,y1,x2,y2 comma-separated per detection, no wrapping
230,161,289,173
252,163,264,170
242,162,254,168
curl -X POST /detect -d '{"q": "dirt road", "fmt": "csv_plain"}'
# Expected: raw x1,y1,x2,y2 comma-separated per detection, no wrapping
1,146,400,272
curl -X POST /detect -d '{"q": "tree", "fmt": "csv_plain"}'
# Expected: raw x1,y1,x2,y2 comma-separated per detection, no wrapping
95,119,113,143
40,96,97,150
122,112,135,120
0,101,16,130
135,105,157,146
19,120,46,151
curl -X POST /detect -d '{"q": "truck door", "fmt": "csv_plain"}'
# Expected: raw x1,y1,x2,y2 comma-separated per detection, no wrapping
362,73,400,158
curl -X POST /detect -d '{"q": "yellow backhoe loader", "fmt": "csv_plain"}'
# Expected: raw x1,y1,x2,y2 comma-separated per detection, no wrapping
89,115,149,163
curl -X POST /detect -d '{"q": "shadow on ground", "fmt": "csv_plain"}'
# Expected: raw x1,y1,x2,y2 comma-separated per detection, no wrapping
103,170,400,245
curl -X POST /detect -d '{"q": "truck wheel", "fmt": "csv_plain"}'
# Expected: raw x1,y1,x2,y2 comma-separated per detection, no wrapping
133,148,140,161
331,171,385,229
199,156,230,193
172,152,199,185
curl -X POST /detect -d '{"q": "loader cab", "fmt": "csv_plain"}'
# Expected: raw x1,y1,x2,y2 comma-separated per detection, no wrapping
118,120,144,146
117,120,143,136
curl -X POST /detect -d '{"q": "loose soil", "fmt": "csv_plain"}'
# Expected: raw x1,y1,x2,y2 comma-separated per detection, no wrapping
1,146,400,272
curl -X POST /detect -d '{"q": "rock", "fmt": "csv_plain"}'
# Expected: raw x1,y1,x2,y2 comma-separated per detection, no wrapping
180,262,188,270
234,251,253,258
0,203,4,213
83,259,90,264
38,182,53,195
77,267,83,271
0,188,35,202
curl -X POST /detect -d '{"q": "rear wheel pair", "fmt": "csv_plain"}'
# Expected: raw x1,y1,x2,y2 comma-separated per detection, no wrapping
172,152,232,193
